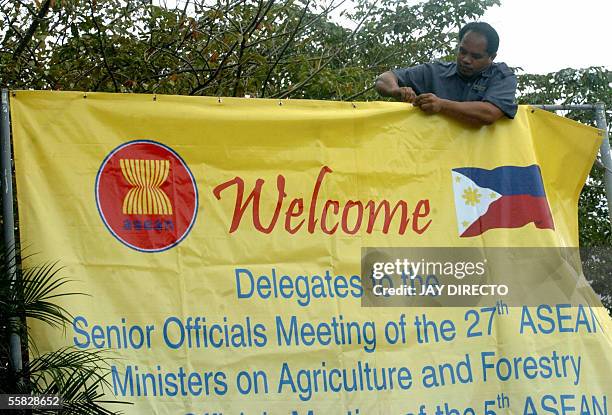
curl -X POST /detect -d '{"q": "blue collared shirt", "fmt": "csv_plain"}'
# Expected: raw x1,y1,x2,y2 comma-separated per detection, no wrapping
392,61,518,119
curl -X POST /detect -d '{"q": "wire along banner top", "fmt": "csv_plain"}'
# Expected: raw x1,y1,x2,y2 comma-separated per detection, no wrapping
10,91,612,414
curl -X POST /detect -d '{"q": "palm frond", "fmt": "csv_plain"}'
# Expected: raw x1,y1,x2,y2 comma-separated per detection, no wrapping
1,247,128,414
28,347,130,414
5,259,84,329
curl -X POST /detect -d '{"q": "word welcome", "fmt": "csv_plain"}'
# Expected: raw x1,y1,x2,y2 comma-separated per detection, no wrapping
213,166,432,235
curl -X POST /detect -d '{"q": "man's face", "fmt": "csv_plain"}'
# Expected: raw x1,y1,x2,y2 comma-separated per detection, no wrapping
456,31,495,78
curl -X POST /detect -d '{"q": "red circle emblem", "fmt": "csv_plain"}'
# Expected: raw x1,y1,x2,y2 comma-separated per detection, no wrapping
95,140,198,252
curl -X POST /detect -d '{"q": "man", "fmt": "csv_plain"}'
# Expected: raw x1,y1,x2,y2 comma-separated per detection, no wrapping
375,22,517,126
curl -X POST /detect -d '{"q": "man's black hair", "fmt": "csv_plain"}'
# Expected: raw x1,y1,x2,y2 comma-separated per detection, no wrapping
459,22,499,55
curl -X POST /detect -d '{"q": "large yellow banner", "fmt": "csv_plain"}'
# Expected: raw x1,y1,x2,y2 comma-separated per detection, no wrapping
11,91,612,414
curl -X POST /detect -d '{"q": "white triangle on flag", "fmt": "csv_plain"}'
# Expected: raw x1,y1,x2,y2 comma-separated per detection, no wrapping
451,170,502,235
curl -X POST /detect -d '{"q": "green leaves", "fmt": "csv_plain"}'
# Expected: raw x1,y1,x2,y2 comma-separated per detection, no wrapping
27,347,128,414
1,0,498,98
0,247,127,412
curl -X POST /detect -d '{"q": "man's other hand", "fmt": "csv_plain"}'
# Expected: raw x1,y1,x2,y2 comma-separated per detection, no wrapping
414,93,443,113
395,87,417,103
374,72,417,103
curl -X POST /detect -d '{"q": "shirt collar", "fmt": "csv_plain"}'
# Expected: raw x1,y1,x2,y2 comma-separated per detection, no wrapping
441,63,457,78
443,62,495,80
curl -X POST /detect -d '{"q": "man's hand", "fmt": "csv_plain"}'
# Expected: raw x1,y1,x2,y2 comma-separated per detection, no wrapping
376,72,505,126
395,87,417,103
374,71,416,102
414,93,443,113
414,93,504,126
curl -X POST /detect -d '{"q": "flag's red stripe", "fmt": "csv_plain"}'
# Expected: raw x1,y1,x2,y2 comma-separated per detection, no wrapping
461,194,554,237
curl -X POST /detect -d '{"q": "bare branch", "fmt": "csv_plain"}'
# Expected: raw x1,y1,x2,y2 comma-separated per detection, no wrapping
89,0,119,92
343,85,373,101
260,0,309,97
11,0,52,63
233,0,275,96
272,4,374,99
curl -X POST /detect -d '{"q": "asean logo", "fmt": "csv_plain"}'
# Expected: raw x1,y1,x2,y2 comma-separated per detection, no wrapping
95,140,198,252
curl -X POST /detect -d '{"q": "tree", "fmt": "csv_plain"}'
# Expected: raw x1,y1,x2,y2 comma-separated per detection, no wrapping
1,0,498,98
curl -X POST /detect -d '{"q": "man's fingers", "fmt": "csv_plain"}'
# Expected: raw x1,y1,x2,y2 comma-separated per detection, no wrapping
399,87,416,103
417,103,435,113
414,93,442,114
406,89,416,103
415,93,433,105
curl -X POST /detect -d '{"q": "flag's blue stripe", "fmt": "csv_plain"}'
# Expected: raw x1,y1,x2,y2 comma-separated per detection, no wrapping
453,165,546,197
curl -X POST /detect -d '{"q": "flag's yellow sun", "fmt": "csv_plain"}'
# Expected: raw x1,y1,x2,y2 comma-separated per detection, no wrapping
462,187,481,206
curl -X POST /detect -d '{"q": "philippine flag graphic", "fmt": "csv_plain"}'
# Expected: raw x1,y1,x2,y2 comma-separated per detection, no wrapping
451,165,555,237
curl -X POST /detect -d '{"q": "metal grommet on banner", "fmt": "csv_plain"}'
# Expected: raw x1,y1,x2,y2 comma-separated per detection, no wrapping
352,103,357,109
278,100,283,106
153,94,157,102
218,97,222,104
11,91,16,97
83,93,87,99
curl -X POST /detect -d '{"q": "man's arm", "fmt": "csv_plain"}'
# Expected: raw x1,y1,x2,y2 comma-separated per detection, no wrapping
414,93,503,126
374,71,417,103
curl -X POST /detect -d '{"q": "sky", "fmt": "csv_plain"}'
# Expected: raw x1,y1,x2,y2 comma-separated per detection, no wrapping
482,0,611,74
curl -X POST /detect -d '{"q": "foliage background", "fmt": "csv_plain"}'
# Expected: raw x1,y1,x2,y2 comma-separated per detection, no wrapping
0,1,610,392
